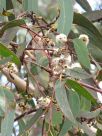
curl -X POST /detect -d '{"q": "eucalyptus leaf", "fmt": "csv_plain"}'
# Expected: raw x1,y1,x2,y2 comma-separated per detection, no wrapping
75,0,92,12
58,120,74,136
57,0,73,35
19,108,44,135
0,42,20,65
66,79,96,103
73,38,90,69
0,19,25,37
23,0,38,13
55,80,75,123
67,89,80,117
73,13,102,50
65,67,92,79
1,110,15,136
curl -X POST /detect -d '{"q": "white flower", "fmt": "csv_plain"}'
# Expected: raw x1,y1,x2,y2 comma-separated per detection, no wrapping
79,34,89,45
56,33,67,43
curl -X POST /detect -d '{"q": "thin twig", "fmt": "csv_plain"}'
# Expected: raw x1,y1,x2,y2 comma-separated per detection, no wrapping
14,108,37,121
78,81,102,94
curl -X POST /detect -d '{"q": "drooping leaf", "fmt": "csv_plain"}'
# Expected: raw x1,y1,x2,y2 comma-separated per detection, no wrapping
52,111,63,126
73,13,102,50
67,89,80,117
75,0,92,12
66,79,96,103
57,0,73,35
0,19,25,37
23,0,38,13
65,67,92,79
1,111,15,136
79,108,100,119
83,10,102,22
55,80,75,123
73,38,90,69
58,120,74,136
19,108,44,135
80,96,91,112
0,42,21,65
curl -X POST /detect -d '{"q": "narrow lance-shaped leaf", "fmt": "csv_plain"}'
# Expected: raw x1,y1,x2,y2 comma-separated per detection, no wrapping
73,13,102,50
0,19,25,37
19,108,44,135
66,79,96,103
23,0,38,13
57,0,73,35
1,111,15,136
73,38,90,69
75,0,92,12
0,42,21,65
55,80,75,123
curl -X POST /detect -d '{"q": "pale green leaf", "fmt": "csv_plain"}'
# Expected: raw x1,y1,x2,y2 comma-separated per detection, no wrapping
57,0,73,35
73,38,90,69
55,80,75,123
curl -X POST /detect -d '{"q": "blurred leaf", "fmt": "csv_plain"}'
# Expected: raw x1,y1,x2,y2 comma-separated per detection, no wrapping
0,56,12,65
79,108,100,119
0,0,6,20
0,89,6,117
19,108,44,135
58,120,74,136
75,0,92,12
52,111,63,126
0,19,25,37
18,119,26,135
55,80,75,123
23,0,38,13
66,79,96,103
96,129,102,136
0,42,21,65
0,27,18,44
65,67,92,79
6,0,13,10
96,70,102,81
73,13,102,50
1,110,15,136
83,10,102,22
79,122,96,136
57,0,73,35
67,89,80,117
80,96,91,112
73,38,90,69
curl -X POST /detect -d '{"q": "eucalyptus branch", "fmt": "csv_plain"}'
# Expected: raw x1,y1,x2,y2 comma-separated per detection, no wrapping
14,108,38,121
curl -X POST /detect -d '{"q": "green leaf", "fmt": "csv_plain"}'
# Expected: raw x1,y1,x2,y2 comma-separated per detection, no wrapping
75,0,92,12
19,108,44,135
52,111,63,126
1,110,15,136
0,42,20,65
0,56,12,65
23,0,38,13
55,80,75,123
67,89,80,117
0,86,15,116
73,13,102,50
58,120,74,136
0,19,25,37
73,38,90,69
83,10,102,22
65,67,92,79
96,129,102,136
79,108,100,119
18,119,26,135
66,79,96,103
80,96,91,112
57,0,73,35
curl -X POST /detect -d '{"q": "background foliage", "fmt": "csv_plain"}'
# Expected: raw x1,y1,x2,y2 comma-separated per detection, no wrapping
0,0,102,136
